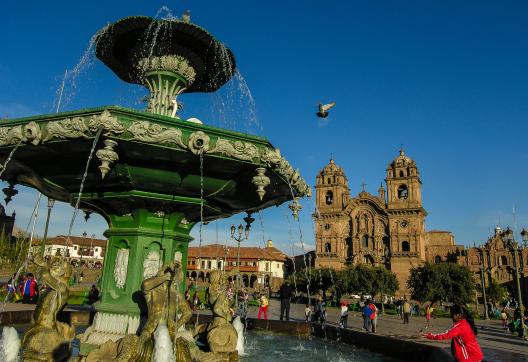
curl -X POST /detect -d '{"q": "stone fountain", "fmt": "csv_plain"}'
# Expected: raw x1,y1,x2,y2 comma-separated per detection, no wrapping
0,15,310,360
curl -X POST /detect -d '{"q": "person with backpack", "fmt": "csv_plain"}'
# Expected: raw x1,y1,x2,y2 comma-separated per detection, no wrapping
424,305,483,362
362,299,373,332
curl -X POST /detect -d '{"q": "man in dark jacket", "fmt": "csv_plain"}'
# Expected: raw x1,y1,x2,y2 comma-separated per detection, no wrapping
279,281,293,321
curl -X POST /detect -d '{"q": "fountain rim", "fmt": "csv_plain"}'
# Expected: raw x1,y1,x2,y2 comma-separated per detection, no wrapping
0,105,270,145
94,15,237,93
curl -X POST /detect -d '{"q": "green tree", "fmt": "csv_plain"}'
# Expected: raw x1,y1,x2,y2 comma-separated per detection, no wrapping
371,266,399,314
487,279,508,306
407,262,475,304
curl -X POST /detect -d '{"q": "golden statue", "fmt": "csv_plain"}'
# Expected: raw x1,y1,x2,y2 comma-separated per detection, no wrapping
205,270,239,356
21,255,75,361
86,259,193,362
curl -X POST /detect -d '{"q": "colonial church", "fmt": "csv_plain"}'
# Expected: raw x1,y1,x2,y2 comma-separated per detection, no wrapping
314,150,460,295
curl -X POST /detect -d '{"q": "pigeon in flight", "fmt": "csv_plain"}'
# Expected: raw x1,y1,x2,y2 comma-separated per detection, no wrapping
316,102,336,118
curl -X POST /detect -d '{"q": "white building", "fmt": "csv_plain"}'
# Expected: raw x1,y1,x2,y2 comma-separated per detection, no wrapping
32,235,107,268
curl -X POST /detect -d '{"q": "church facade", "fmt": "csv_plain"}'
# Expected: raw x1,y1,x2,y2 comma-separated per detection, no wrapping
314,150,460,295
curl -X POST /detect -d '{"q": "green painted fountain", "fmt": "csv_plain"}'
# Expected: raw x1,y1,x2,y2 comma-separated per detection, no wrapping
0,15,309,354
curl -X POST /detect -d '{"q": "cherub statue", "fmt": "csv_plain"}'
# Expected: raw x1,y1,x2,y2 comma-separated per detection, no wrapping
21,255,75,361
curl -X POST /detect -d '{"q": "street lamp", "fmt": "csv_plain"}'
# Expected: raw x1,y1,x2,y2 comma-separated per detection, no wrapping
501,227,526,339
230,212,254,304
40,198,55,257
477,245,489,320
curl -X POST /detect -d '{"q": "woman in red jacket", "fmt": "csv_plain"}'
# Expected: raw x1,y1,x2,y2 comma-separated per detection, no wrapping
423,305,483,362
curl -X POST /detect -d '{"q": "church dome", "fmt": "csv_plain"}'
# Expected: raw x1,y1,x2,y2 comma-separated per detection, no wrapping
321,158,345,175
389,149,415,168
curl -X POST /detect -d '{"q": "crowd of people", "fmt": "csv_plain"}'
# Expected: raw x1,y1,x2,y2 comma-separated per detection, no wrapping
5,273,40,304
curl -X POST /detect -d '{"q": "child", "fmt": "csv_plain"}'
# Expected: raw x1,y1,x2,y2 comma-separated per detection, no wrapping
305,304,312,322
258,294,268,320
339,302,349,329
500,309,508,329
426,304,434,329
424,305,483,362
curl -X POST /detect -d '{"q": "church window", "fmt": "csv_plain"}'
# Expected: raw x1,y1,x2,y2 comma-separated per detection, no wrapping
325,191,334,205
472,255,480,265
361,234,369,248
402,241,410,252
399,170,404,177
324,224,331,231
325,242,332,253
434,255,442,263
334,176,336,183
500,255,508,265
397,184,408,199
327,178,331,184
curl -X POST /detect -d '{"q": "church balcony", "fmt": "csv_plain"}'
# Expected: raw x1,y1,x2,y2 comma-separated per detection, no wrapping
391,251,418,258
317,252,339,258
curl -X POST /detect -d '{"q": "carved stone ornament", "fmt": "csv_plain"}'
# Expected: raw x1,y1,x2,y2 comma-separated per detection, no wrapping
43,117,89,142
96,139,119,178
88,110,125,135
23,121,42,145
252,167,270,201
260,147,311,198
128,120,186,148
138,55,197,85
188,131,210,155
289,197,302,220
114,248,130,289
0,121,43,146
209,138,259,161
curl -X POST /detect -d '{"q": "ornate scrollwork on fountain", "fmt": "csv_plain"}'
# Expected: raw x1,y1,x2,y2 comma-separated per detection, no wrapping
138,55,197,85
128,121,186,148
96,139,119,179
0,122,42,146
43,117,89,142
188,131,210,155
114,248,129,289
252,167,270,201
209,138,259,161
89,110,125,135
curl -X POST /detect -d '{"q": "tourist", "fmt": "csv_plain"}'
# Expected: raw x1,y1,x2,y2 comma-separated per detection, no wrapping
6,273,16,302
321,306,328,327
403,299,411,324
426,304,434,329
88,284,99,305
258,293,268,320
279,280,293,321
21,273,38,304
424,305,483,362
339,301,349,329
362,299,373,332
79,271,84,283
305,304,312,322
500,309,508,329
368,300,378,333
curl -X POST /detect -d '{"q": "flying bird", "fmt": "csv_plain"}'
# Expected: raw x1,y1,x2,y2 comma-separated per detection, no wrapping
316,102,336,118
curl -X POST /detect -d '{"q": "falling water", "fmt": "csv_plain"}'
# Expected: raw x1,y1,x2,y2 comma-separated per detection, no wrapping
64,129,102,249
0,141,22,179
285,213,299,297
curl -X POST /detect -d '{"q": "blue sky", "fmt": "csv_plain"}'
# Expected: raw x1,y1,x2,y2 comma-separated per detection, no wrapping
1,1,528,255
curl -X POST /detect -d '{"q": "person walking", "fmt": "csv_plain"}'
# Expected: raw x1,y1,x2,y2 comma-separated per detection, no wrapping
258,293,269,320
362,300,373,332
313,298,323,323
403,299,411,324
424,305,483,362
279,280,292,321
88,284,99,305
368,300,378,333
339,301,349,329
426,304,434,329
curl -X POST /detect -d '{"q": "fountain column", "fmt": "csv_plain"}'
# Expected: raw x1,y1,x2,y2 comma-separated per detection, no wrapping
79,209,194,349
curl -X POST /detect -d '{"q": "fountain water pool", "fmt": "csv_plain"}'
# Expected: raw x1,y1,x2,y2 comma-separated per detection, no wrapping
242,330,398,362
